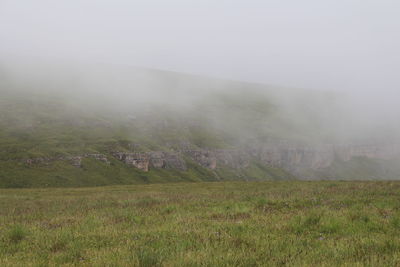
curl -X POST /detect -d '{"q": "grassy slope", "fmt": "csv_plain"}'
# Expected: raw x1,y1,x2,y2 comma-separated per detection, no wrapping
0,68,398,187
0,79,309,187
1,181,400,266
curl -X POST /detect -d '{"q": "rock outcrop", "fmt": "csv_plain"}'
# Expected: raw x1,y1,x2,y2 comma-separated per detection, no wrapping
148,152,187,170
182,143,400,173
112,151,186,171
184,150,217,169
112,152,149,171
215,149,251,169
23,142,400,175
251,143,400,172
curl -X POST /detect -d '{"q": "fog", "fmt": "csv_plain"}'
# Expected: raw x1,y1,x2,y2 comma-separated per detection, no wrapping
0,0,399,145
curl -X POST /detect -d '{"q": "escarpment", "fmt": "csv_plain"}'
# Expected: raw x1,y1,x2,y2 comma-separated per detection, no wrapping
20,142,400,178
180,143,400,173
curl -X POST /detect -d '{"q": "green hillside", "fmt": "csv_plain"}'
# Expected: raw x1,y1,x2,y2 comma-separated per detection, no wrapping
0,65,398,187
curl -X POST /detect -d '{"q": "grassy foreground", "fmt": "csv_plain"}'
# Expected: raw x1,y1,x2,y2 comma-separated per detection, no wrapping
1,181,400,266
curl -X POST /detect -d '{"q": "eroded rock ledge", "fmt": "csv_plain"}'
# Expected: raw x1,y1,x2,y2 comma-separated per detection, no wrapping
23,143,400,174
112,151,186,171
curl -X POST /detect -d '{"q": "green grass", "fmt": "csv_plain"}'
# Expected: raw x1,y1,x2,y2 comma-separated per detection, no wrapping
1,181,400,266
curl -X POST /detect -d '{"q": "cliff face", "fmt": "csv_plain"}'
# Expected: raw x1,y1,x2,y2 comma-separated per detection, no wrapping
148,152,187,170
251,143,399,173
181,143,400,174
23,142,400,177
112,151,187,171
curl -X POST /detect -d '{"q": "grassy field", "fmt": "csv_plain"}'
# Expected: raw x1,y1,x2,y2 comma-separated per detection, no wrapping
1,181,400,266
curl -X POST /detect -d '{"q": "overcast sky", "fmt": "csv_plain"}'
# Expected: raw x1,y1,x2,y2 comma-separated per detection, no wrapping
1,0,399,94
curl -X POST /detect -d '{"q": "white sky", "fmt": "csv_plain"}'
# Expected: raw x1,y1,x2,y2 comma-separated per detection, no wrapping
1,0,399,93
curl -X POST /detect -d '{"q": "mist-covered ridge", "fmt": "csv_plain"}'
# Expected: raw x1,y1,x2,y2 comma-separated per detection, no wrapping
0,61,399,187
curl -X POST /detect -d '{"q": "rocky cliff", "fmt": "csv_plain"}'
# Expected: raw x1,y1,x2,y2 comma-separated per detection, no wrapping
21,142,400,178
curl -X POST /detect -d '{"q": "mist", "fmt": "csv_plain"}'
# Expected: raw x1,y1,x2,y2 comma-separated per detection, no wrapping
1,0,399,146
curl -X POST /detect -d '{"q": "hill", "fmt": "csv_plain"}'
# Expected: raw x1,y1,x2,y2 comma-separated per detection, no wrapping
0,62,399,187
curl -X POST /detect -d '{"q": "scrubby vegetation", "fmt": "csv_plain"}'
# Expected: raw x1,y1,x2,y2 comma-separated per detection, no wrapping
1,181,400,266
